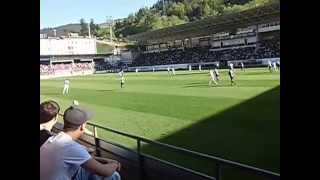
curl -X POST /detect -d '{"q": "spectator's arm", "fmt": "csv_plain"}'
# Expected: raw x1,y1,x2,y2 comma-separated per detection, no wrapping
94,156,119,164
82,158,120,177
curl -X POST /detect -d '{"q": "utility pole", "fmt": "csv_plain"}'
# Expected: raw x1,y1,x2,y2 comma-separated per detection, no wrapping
106,16,113,43
53,29,57,37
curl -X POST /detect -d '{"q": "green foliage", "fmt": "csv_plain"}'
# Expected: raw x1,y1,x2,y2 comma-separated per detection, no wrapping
96,28,110,39
96,43,114,53
115,0,277,37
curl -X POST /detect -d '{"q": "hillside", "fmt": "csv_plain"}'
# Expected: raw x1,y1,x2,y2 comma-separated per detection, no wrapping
114,0,277,38
40,24,81,37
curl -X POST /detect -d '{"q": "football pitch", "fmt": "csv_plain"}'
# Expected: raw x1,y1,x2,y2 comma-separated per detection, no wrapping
40,67,280,177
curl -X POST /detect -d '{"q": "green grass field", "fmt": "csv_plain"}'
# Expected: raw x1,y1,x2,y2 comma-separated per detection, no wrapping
40,68,280,179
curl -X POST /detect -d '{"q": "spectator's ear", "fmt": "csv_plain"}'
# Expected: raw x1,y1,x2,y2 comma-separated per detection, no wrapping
80,123,86,132
79,124,84,132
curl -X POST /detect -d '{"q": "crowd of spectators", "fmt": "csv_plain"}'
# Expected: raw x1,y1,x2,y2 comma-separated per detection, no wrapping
255,38,280,59
131,38,280,67
40,62,94,75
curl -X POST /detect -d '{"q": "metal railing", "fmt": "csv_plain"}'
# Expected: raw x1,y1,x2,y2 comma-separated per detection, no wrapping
81,121,280,180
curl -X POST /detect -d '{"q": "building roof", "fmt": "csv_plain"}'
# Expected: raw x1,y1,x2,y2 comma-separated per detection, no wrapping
127,2,280,44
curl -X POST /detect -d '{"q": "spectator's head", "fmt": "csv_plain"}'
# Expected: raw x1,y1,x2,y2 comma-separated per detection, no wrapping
40,100,60,130
63,105,93,139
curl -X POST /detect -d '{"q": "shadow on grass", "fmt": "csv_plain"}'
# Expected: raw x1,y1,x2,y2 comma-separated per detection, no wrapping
184,82,205,85
174,72,208,76
41,92,61,96
96,89,114,92
140,86,280,180
182,84,232,88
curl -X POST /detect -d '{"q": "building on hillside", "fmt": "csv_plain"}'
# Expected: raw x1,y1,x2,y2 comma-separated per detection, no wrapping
40,34,48,39
68,32,80,38
40,37,97,55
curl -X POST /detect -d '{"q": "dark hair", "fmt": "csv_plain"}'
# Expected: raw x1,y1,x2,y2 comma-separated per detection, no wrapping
40,100,60,124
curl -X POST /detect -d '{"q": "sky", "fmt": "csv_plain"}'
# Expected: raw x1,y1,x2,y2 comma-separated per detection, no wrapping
40,0,159,29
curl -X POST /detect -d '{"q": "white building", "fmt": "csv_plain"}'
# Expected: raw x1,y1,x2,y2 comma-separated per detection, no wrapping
40,38,97,55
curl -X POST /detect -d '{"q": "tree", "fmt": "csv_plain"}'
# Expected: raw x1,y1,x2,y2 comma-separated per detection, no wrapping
113,0,275,37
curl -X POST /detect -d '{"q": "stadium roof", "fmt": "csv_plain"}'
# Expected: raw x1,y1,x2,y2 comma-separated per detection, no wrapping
127,2,280,44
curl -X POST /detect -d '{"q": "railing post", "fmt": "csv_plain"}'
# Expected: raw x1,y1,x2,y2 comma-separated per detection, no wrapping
93,126,101,157
137,139,144,180
216,164,222,180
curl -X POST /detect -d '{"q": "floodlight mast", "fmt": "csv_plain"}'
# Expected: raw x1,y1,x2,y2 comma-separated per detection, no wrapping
162,0,166,16
88,22,91,38
106,16,113,43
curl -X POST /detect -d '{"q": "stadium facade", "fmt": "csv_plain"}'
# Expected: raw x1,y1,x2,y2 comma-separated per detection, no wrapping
40,37,97,55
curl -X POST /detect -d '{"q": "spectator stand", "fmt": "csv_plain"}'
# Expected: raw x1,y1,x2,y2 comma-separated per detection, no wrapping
126,1,280,71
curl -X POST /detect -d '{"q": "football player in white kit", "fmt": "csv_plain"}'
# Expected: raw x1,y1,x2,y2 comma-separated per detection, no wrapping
268,60,272,72
214,68,220,81
241,62,245,71
120,76,125,88
118,69,124,77
272,62,278,71
228,68,236,86
119,70,125,88
172,67,176,75
276,61,280,70
209,69,218,86
229,63,234,70
62,79,70,95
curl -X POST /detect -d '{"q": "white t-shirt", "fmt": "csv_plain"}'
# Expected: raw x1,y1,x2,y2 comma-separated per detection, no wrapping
209,70,215,79
214,69,219,75
64,80,70,86
229,70,235,77
273,62,277,68
40,132,91,180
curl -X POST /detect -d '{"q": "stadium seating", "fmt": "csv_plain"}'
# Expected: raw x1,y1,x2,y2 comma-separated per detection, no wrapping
131,37,280,67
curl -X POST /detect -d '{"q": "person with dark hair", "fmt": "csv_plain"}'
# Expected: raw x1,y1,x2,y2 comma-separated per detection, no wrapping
40,100,60,147
40,105,121,180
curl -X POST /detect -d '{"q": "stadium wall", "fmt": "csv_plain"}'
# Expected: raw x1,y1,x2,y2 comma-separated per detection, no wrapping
129,58,280,72
40,70,94,79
